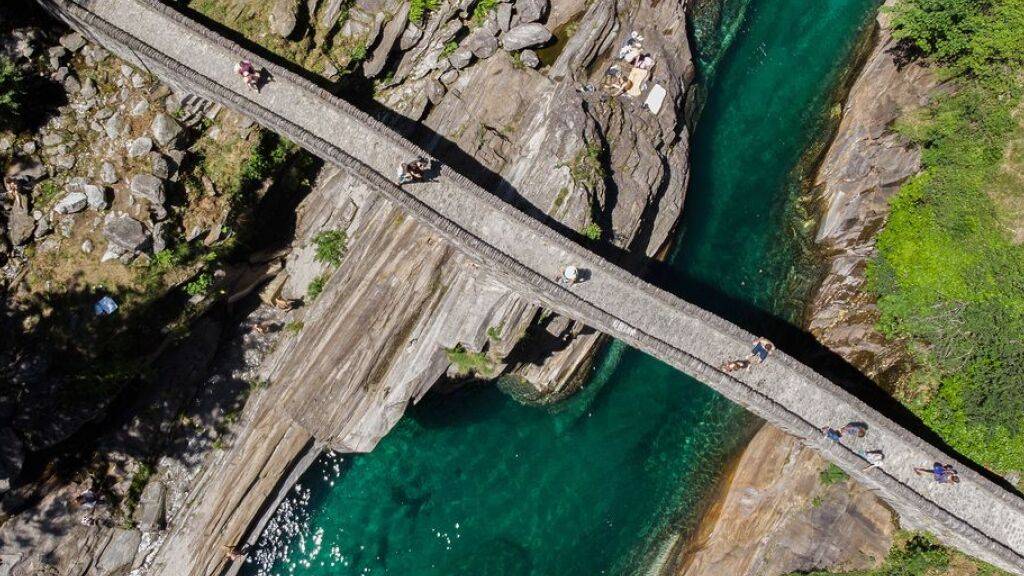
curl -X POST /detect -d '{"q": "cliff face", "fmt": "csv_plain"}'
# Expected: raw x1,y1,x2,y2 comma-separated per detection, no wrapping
667,3,941,575
804,0,939,382
669,426,895,576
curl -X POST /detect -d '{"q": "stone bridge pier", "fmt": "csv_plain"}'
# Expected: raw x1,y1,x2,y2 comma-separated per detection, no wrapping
36,0,1024,574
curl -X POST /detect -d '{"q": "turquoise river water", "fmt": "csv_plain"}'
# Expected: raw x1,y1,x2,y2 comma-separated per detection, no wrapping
245,0,880,574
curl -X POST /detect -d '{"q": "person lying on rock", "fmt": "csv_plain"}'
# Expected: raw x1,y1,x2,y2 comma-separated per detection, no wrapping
721,359,751,373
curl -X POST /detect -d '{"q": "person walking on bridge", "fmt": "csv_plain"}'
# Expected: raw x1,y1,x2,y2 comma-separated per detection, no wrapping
235,59,263,92
748,337,775,364
915,462,960,484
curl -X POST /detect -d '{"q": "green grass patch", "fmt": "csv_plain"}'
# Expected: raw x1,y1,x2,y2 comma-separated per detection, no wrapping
818,463,848,486
471,0,498,25
409,0,441,24
869,0,1024,472
445,344,496,377
284,320,304,334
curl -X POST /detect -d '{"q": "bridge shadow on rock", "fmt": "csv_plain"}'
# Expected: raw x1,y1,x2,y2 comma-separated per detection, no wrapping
162,4,664,274
644,262,1023,495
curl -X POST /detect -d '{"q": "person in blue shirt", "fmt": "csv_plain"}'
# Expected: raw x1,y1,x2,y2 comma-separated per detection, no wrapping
748,337,775,364
914,462,960,484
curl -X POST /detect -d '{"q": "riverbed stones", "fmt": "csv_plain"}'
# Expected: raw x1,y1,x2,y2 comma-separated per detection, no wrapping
449,48,473,69
83,184,108,210
501,23,551,50
150,153,171,180
54,192,88,214
104,113,126,139
150,113,182,147
102,213,148,253
130,174,165,205
496,3,513,31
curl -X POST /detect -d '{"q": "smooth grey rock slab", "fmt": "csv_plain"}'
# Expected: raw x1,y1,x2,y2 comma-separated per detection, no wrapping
501,23,551,50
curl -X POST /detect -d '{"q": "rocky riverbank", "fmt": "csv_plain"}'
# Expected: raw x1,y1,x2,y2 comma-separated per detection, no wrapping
664,2,943,575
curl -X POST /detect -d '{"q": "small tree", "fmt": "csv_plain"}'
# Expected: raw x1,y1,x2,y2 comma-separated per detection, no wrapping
0,58,26,124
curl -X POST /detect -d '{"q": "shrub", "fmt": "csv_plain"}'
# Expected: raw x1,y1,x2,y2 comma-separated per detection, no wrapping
568,142,605,189
445,344,495,377
0,58,25,123
307,273,328,300
582,221,602,241
313,230,348,266
409,0,440,24
441,40,459,58
471,0,498,25
284,321,304,334
869,0,1024,470
184,272,213,297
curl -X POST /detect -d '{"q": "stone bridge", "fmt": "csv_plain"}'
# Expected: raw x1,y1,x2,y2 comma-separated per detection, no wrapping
37,0,1024,573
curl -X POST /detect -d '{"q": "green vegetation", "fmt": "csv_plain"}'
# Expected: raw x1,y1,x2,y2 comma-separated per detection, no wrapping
567,142,606,189
811,495,823,508
409,0,440,24
307,273,328,301
184,272,213,297
445,344,496,377
0,57,25,123
248,377,271,392
487,324,503,342
868,0,1024,471
441,40,459,58
471,0,499,25
818,463,848,486
284,320,304,335
34,179,61,206
582,221,602,241
313,229,348,266
785,531,1007,576
121,462,155,524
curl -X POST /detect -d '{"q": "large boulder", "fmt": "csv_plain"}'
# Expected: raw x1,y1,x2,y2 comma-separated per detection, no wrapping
464,25,499,59
102,214,149,253
150,114,182,147
270,0,299,38
514,0,548,23
127,137,153,158
54,192,88,214
501,23,551,51
7,208,35,246
448,48,474,69
130,174,165,205
496,2,513,31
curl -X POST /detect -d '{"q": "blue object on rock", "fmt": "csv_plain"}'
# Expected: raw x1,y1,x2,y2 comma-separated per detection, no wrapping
94,295,118,316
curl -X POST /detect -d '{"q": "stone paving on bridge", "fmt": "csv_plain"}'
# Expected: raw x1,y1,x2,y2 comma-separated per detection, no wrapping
44,0,1024,573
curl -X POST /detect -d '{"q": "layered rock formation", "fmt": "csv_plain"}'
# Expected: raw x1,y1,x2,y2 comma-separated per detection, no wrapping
804,0,939,382
667,425,895,576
